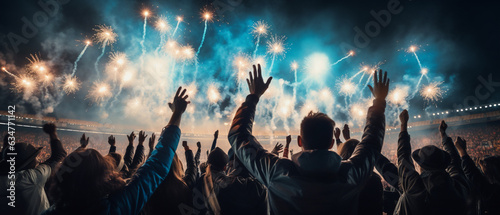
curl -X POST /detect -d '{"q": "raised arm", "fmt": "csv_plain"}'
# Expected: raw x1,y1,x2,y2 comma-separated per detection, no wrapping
334,127,342,147
195,141,201,167
108,135,116,154
109,86,189,215
124,131,136,167
228,64,278,186
41,123,67,168
182,141,197,188
454,136,490,193
147,133,156,158
129,130,147,171
439,121,466,178
397,110,426,196
345,70,388,185
210,130,219,152
282,135,291,158
271,142,283,156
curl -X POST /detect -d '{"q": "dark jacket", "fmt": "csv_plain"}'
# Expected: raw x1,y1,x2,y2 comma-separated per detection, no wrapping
395,132,469,215
227,94,386,215
358,173,383,215
194,171,268,215
42,125,181,215
461,155,500,215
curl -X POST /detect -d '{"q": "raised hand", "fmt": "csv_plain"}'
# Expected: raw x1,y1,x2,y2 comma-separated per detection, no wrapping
400,109,409,131
168,86,190,114
334,127,341,140
214,130,219,139
148,133,156,149
80,133,89,148
454,136,467,157
138,130,148,145
439,120,448,137
271,142,284,155
196,141,201,148
367,69,390,100
108,135,116,146
182,141,189,151
246,64,272,98
342,124,350,140
127,131,136,145
42,123,56,135
286,135,291,146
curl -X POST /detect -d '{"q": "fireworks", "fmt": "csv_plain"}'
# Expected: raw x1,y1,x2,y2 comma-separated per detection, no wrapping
143,10,149,17
181,45,195,60
63,76,80,94
155,16,170,33
207,84,221,103
332,50,354,66
319,88,333,101
339,78,356,96
420,82,444,101
421,68,428,75
267,35,286,56
71,40,91,77
27,54,48,75
15,75,36,93
278,98,293,118
110,52,128,66
93,25,117,45
305,52,330,80
388,85,409,105
291,61,298,70
89,82,112,102
252,21,269,37
2,67,19,79
121,70,133,83
172,16,183,37
350,103,367,120
409,45,418,53
185,82,198,98
234,55,251,80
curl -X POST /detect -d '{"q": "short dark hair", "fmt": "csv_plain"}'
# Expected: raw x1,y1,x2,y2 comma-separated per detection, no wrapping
300,111,335,150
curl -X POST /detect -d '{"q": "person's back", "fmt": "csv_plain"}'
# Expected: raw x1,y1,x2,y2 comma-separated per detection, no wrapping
228,66,390,214
0,124,66,215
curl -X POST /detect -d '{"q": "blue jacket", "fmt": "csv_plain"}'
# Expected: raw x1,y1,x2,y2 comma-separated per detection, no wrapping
42,125,181,215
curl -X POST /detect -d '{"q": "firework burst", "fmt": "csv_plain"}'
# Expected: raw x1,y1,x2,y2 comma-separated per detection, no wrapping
420,82,444,101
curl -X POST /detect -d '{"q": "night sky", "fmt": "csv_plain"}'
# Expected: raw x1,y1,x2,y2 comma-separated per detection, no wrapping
0,0,499,132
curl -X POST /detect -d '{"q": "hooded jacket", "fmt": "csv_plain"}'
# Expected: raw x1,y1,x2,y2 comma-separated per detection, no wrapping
228,94,386,215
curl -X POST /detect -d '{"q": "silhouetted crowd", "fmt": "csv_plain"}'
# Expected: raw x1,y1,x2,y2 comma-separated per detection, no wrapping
1,66,499,215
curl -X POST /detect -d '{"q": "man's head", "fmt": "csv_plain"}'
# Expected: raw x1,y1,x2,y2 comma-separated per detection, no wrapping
298,112,335,150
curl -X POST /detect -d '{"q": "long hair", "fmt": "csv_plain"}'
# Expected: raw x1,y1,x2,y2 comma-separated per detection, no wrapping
50,148,126,212
203,164,222,215
142,153,192,215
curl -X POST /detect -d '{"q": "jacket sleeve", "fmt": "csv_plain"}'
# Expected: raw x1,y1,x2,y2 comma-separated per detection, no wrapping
183,149,197,189
397,131,426,195
41,138,67,169
375,154,399,191
210,136,217,152
344,99,386,185
109,145,116,154
124,144,134,168
442,136,465,177
461,155,490,194
130,144,146,171
228,94,281,186
109,125,180,215
195,147,201,167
